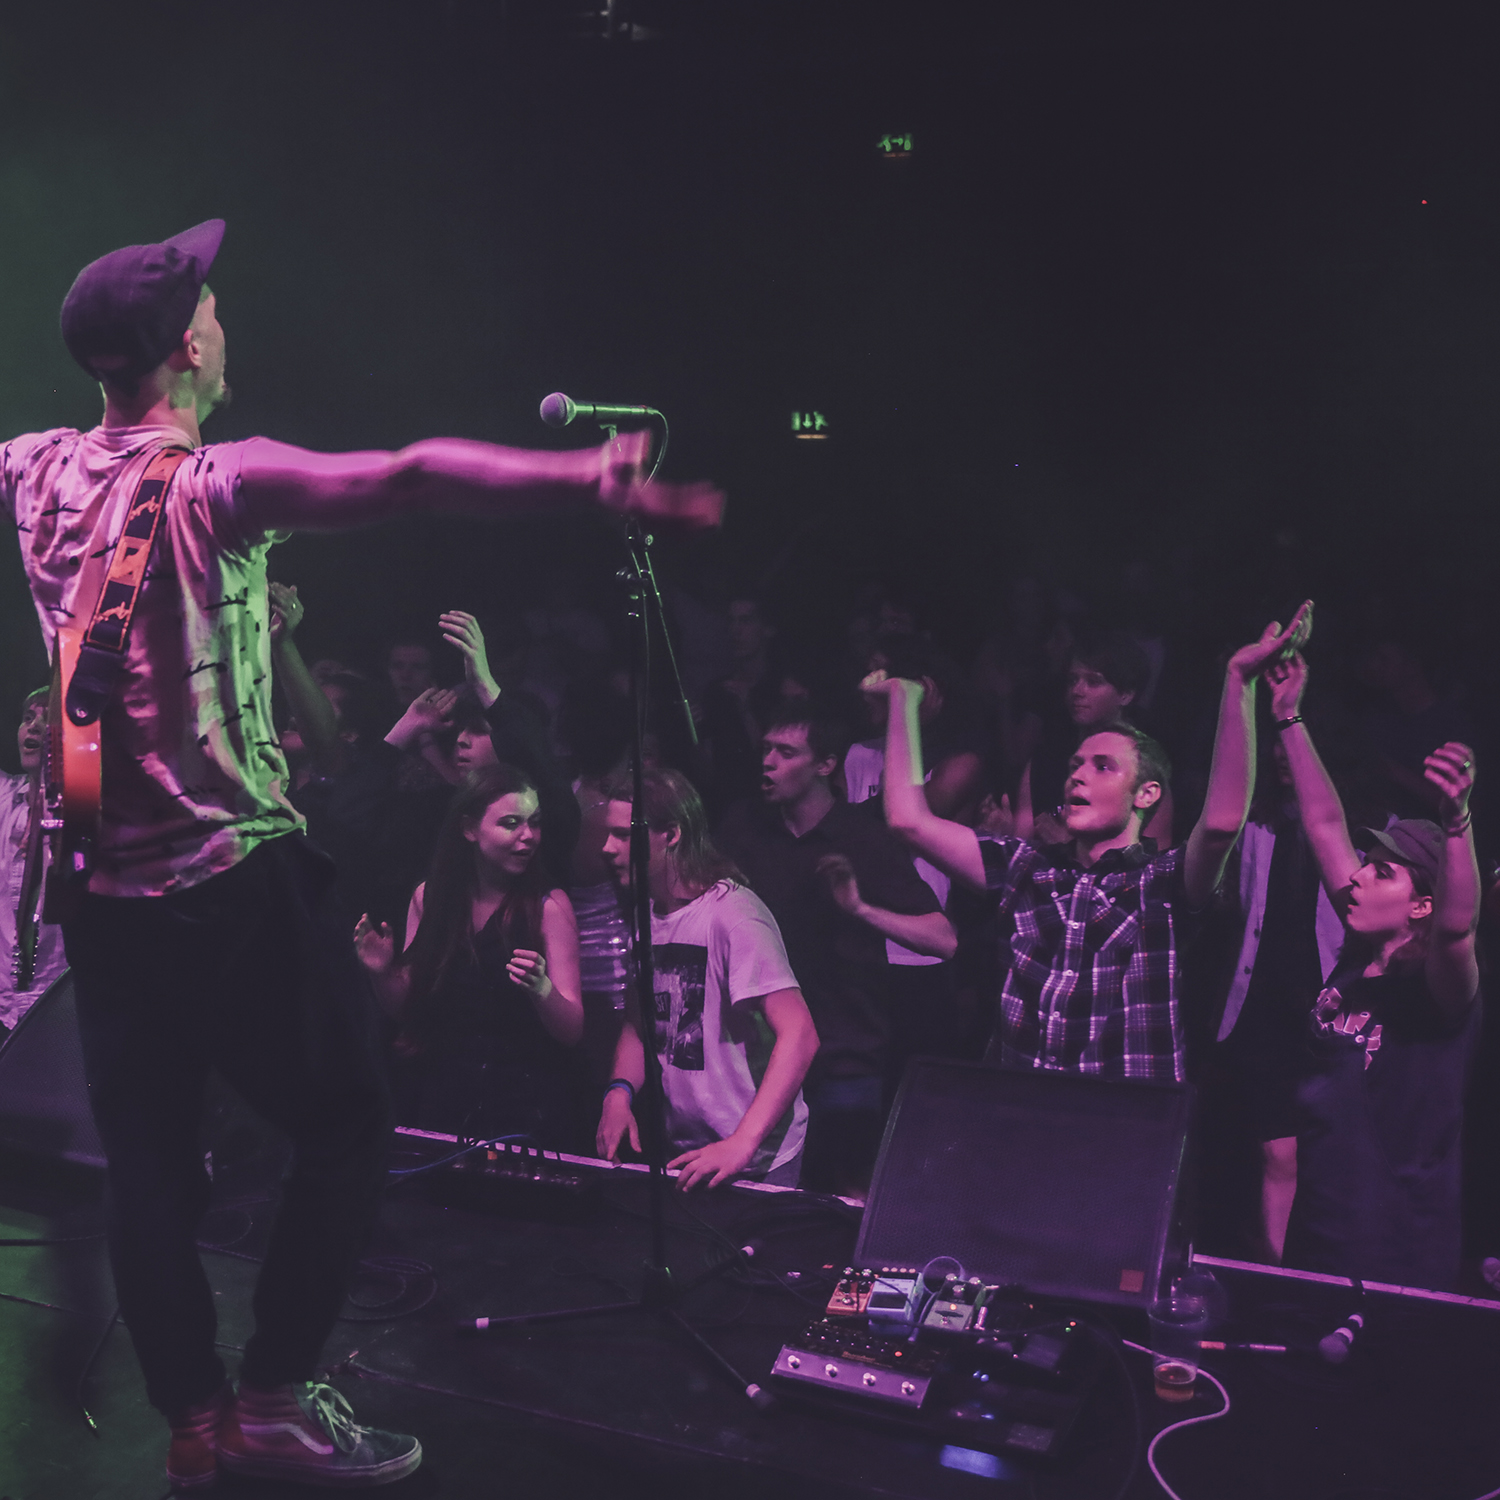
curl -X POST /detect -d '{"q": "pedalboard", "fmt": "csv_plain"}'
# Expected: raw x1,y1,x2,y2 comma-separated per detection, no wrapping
774,1272,1105,1460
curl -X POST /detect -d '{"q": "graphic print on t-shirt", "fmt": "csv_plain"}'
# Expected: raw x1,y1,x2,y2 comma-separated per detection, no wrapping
654,942,707,1071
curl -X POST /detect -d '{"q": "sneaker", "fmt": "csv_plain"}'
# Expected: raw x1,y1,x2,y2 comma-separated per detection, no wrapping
218,1380,422,1488
166,1381,232,1491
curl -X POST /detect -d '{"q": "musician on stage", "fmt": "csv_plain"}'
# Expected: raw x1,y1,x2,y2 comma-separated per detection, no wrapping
1,689,68,1036
866,604,1313,1083
0,219,720,1491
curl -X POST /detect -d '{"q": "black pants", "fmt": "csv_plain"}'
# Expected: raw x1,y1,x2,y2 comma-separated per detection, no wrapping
64,835,390,1416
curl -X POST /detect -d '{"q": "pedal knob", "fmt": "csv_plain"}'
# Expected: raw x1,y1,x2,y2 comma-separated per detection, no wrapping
787,1355,800,1369
901,1381,916,1396
825,1363,839,1379
862,1372,877,1387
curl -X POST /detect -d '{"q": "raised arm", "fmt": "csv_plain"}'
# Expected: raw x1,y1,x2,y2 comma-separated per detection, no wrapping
1422,743,1480,1017
237,427,723,535
867,673,988,891
1184,603,1313,909
1264,653,1361,899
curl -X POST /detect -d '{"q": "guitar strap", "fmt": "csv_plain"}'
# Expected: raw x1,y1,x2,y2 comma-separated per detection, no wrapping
63,445,192,728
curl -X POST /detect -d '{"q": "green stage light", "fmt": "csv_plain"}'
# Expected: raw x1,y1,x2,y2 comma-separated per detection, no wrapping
792,411,829,439
877,132,912,158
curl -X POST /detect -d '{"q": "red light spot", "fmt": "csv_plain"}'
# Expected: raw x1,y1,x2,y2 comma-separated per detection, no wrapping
1421,199,1428,204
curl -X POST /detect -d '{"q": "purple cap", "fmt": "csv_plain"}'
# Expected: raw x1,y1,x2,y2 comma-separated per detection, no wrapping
1355,818,1443,886
60,219,225,383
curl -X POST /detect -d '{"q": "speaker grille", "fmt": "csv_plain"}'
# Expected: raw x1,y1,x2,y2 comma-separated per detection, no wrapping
855,1059,1191,1307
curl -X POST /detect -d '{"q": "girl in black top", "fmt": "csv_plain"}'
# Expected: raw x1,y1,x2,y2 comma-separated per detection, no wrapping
1267,652,1480,1289
355,762,588,1151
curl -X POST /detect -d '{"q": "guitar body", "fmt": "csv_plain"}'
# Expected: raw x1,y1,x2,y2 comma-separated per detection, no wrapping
42,625,102,918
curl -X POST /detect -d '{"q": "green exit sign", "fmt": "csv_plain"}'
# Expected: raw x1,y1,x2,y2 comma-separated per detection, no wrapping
878,132,912,157
792,411,829,438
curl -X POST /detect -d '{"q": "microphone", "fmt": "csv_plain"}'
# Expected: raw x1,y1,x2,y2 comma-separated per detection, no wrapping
1317,1312,1365,1365
540,392,659,428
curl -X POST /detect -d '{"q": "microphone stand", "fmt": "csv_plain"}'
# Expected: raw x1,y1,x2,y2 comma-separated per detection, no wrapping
456,421,774,1409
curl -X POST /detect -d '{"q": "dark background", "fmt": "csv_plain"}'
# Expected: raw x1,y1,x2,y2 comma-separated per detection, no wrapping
2,0,1497,748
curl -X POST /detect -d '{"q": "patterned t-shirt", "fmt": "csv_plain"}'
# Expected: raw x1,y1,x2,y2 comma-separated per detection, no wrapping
1,424,302,897
649,880,808,1175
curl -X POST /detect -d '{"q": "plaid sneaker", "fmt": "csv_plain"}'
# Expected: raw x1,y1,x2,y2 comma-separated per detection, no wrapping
218,1380,422,1488
165,1381,232,1491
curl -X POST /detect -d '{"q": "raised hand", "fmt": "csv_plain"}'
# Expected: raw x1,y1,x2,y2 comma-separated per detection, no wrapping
597,428,725,530
439,610,501,708
860,668,924,708
268,581,303,643
815,853,864,915
976,792,1015,839
1425,742,1476,830
1227,600,1314,684
1265,652,1309,722
352,914,396,975
506,947,554,998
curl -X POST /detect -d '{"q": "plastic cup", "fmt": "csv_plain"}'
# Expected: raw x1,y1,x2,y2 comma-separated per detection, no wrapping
1148,1292,1210,1403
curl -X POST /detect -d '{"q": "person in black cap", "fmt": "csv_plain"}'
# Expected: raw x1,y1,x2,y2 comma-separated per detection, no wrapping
1,220,721,1491
1265,650,1481,1290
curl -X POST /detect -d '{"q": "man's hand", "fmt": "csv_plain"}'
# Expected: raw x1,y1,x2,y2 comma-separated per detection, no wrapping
268,581,303,644
598,428,724,530
1426,742,1477,828
596,1089,641,1161
352,914,396,975
976,792,1015,839
387,686,459,750
1227,601,1314,684
860,668,924,708
1265,653,1309,722
669,1134,758,1191
439,610,502,708
815,853,864,916
505,947,554,999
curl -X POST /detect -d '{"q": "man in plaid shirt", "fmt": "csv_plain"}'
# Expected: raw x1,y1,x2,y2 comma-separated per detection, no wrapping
867,604,1313,1083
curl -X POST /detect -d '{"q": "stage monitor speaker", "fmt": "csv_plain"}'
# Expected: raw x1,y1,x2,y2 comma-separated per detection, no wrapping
855,1058,1192,1309
0,970,107,1169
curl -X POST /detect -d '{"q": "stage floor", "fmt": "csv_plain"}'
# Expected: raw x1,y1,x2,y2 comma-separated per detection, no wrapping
4,1141,1500,1500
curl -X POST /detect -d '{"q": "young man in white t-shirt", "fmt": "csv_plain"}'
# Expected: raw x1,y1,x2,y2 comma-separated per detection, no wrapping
594,768,818,1189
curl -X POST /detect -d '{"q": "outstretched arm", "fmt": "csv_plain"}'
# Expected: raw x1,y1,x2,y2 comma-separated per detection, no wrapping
237,428,723,535
868,673,988,891
1423,743,1481,1018
1184,602,1313,909
1264,653,1361,900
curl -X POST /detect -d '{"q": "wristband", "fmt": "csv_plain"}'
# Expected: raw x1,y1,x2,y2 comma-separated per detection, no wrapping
604,1078,636,1104
1274,715,1303,733
1445,814,1473,839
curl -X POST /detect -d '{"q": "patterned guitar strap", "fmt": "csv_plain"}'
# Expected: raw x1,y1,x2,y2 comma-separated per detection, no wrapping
63,445,192,728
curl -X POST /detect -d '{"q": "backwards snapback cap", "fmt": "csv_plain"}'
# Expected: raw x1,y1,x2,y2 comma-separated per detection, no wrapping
60,219,224,383
1354,818,1444,886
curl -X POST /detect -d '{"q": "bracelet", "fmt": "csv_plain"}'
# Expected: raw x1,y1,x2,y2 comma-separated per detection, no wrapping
1445,814,1473,839
604,1078,636,1103
1273,715,1303,733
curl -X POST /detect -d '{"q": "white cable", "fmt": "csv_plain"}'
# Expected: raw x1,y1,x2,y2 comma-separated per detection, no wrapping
1121,1339,1232,1500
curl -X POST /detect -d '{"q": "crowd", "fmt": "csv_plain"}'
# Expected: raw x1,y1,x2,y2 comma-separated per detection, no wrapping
6,554,1495,1297
18,555,1487,1290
